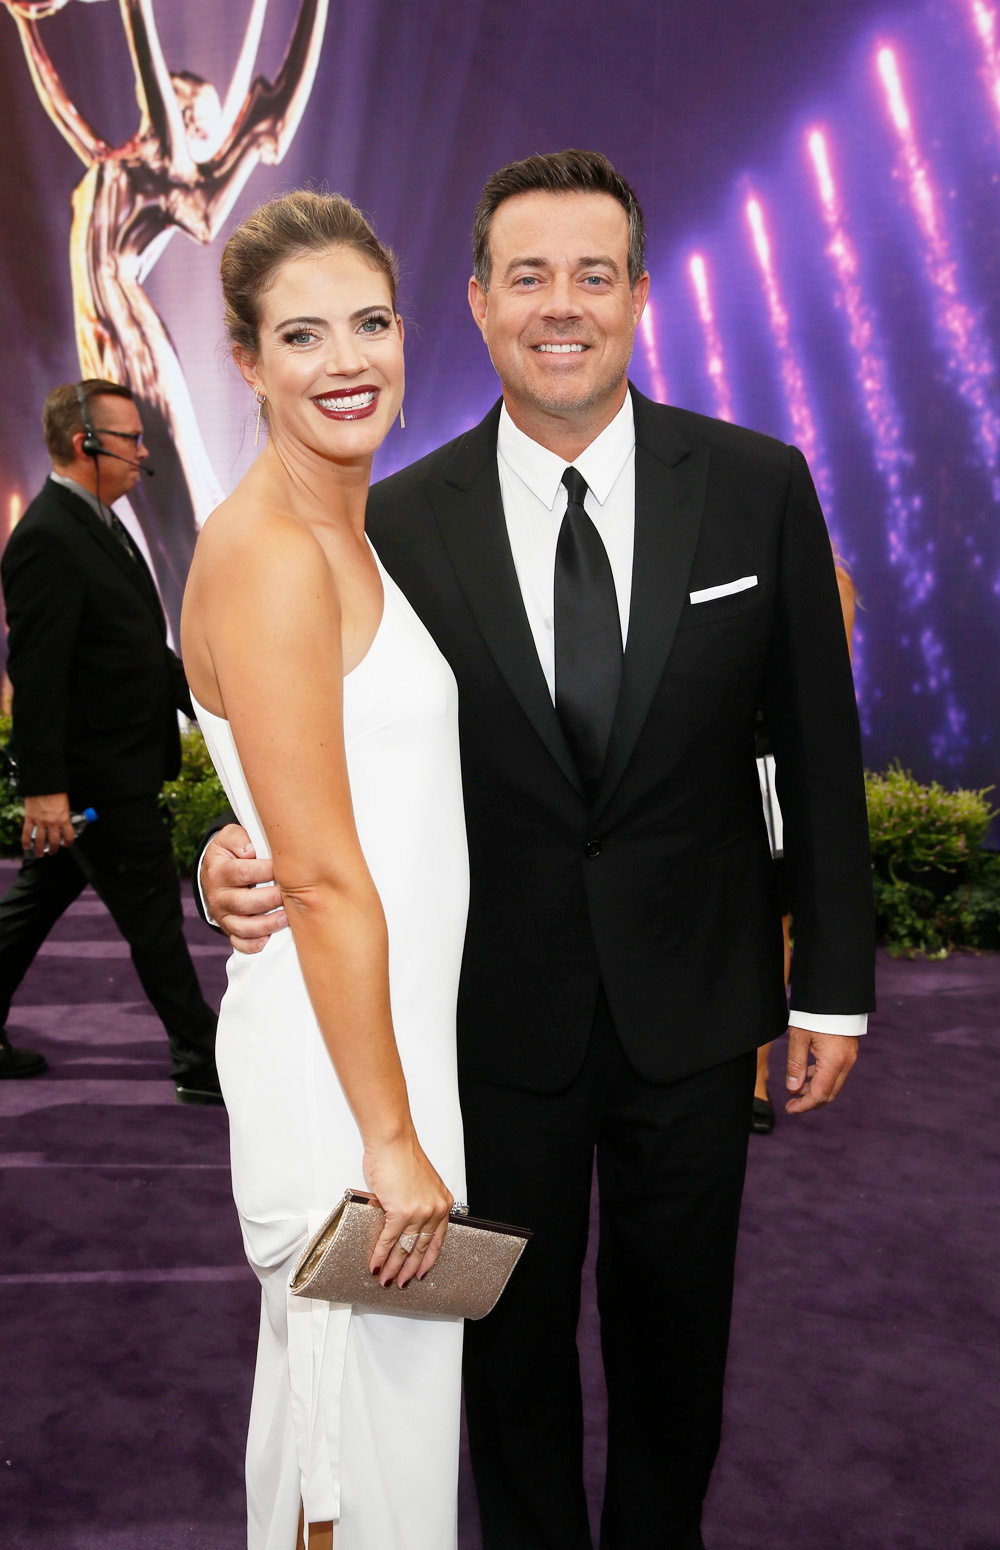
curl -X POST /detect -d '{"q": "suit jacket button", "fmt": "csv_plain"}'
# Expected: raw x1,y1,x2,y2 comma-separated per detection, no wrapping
584,840,602,858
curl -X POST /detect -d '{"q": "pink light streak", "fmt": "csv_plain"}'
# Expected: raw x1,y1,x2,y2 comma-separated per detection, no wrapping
806,129,921,593
807,126,964,756
969,0,1000,133
639,299,669,404
744,193,836,519
877,44,1000,498
688,254,734,421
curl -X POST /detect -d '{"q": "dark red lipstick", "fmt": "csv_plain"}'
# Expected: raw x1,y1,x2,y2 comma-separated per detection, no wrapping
312,385,381,421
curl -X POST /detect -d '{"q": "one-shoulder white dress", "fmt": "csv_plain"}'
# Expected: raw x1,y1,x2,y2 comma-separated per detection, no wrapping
193,545,468,1549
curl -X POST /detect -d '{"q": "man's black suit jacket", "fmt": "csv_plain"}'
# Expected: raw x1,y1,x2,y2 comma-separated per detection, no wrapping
2,477,192,805
364,387,876,1092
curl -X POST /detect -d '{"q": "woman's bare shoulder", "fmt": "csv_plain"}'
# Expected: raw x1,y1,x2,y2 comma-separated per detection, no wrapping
194,483,328,592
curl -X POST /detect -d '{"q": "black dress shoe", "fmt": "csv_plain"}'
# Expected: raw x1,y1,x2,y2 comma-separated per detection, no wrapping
0,1028,48,1078
751,1096,776,1134
174,1064,225,1106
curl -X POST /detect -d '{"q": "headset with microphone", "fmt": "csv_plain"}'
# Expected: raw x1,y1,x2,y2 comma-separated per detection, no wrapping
75,382,155,476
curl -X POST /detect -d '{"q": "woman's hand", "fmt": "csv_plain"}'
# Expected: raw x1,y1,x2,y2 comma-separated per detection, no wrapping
364,1133,454,1289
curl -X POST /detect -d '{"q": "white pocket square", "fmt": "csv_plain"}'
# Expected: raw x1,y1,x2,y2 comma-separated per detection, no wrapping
689,575,758,605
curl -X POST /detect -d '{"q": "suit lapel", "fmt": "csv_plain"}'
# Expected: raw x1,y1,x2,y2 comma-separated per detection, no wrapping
426,406,586,798
425,390,708,810
46,479,166,629
591,389,710,818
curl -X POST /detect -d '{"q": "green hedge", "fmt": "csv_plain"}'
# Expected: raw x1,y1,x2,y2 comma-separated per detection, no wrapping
158,726,228,875
0,713,24,856
865,763,1000,957
0,714,225,877
0,713,997,957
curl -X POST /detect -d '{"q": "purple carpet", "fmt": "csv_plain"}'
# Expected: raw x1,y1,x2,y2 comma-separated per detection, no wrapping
1,857,997,1548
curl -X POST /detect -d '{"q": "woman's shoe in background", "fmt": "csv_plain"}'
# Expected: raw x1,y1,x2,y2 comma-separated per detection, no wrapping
751,1096,776,1134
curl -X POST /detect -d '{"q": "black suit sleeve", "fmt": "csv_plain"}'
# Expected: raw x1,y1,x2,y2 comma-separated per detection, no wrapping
191,808,239,930
169,650,194,719
760,445,876,1015
2,525,85,796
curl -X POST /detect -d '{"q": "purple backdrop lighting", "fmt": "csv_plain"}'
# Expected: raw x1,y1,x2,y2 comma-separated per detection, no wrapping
805,126,965,760
744,193,836,523
1,0,997,788
639,300,668,404
688,253,735,423
876,43,1000,503
969,0,1000,132
743,188,872,719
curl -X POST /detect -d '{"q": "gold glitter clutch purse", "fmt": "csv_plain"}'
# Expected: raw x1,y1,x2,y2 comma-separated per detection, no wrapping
289,1189,532,1320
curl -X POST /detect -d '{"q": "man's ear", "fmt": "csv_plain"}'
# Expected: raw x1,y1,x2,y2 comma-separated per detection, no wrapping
631,272,651,328
468,276,489,339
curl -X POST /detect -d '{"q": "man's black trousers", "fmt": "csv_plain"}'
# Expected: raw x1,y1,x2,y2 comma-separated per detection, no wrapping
0,796,217,1077
461,988,756,1550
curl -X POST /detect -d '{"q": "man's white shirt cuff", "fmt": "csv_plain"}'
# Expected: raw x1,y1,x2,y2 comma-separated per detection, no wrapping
196,842,218,928
787,1010,868,1037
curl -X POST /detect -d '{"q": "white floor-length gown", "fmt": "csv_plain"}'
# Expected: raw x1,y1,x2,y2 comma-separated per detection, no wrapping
192,545,469,1549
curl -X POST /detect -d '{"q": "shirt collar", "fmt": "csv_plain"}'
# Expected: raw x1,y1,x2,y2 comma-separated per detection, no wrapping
497,392,636,510
50,471,113,526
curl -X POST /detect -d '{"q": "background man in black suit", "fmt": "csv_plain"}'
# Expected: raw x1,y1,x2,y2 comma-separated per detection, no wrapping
199,153,875,1547
0,380,220,1104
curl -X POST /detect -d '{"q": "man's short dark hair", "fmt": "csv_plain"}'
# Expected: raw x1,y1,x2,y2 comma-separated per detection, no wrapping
42,379,134,465
472,149,646,292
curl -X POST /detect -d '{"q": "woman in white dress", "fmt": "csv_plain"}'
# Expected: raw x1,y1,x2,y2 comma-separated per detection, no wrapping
180,192,468,1550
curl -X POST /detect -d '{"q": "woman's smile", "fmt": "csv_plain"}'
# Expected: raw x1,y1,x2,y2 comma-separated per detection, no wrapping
312,386,381,421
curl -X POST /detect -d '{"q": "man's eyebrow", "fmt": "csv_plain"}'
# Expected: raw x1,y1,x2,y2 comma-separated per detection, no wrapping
577,255,621,276
503,257,548,277
502,255,622,278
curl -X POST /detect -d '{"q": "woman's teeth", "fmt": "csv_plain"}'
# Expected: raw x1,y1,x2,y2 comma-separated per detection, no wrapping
316,391,377,409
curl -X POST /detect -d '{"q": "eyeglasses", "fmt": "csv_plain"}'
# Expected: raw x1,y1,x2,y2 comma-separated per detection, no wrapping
93,428,145,450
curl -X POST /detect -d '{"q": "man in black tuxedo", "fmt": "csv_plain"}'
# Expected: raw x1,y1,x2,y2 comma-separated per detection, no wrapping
199,153,874,1547
0,380,220,1104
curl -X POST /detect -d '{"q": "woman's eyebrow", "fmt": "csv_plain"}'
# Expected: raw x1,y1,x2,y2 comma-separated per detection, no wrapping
273,307,390,330
273,315,326,331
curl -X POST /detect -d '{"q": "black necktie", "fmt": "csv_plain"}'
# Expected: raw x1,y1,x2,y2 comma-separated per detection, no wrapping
107,510,163,621
554,467,623,794
109,510,139,562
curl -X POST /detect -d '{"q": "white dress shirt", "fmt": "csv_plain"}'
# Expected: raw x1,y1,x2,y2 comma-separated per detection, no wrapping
498,396,636,697
496,397,865,1040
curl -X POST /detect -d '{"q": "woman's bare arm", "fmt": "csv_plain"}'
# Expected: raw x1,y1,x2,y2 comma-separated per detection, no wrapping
835,565,856,662
194,512,450,1282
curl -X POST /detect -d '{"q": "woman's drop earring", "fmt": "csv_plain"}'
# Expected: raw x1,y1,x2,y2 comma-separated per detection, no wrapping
254,390,266,448
399,403,405,430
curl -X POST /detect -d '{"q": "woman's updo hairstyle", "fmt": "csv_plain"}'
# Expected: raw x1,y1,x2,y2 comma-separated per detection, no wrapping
221,189,400,354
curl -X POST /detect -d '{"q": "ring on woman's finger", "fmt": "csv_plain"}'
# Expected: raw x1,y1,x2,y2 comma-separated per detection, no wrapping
398,1233,418,1253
